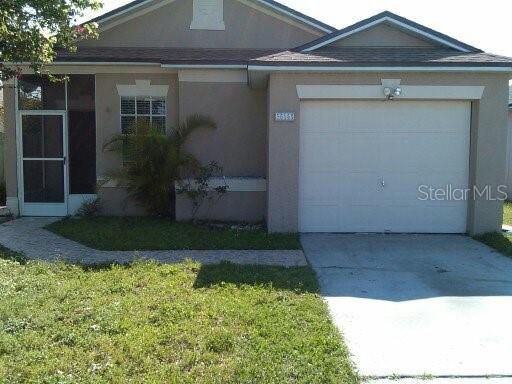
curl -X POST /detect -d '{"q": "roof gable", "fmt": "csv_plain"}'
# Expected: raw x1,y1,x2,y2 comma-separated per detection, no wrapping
296,11,481,53
79,0,325,49
330,23,440,49
86,0,335,34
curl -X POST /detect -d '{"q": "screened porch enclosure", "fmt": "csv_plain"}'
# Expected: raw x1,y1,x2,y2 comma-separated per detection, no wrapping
16,75,96,216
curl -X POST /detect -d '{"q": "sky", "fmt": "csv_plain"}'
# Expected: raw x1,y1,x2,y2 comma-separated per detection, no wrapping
79,0,512,57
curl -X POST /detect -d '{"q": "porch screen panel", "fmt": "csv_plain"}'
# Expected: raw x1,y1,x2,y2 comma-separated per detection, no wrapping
22,115,63,158
23,161,64,203
21,115,65,203
67,75,96,194
18,75,65,110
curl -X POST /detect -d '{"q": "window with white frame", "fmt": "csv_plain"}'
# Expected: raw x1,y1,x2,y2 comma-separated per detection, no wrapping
120,96,166,134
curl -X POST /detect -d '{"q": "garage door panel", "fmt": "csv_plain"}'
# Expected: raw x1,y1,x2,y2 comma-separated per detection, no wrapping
379,173,426,203
379,134,469,173
415,134,469,171
301,133,339,170
338,133,381,171
421,171,471,191
341,173,384,203
299,100,470,233
379,101,469,134
301,204,339,232
301,171,339,202
380,205,468,233
338,205,386,232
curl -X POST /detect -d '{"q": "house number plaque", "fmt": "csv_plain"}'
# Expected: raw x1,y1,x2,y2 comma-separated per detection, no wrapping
274,112,295,122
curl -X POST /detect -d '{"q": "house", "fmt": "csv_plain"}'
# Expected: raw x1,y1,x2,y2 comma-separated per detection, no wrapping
2,0,512,235
505,86,512,195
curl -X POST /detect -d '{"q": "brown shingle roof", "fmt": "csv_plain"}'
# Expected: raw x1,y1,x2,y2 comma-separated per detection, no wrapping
55,47,512,68
250,48,512,67
56,47,279,65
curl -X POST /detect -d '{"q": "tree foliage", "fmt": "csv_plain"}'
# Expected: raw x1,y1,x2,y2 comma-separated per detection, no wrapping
0,0,102,81
103,115,217,217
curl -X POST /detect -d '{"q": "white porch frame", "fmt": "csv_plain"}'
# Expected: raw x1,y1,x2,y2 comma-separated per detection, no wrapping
16,110,69,216
14,77,98,217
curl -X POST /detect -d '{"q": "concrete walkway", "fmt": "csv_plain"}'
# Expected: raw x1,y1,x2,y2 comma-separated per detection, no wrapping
302,234,512,381
0,218,307,266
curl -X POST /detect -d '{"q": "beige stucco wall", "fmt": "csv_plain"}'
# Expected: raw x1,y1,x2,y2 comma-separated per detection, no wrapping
176,191,266,222
95,73,178,215
267,72,510,235
80,0,322,49
95,76,267,219
98,187,146,216
332,24,439,48
175,81,267,221
179,82,267,176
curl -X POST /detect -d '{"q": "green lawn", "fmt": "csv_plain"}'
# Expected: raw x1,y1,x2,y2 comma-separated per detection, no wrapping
503,201,512,226
46,217,301,251
0,251,358,383
474,202,512,258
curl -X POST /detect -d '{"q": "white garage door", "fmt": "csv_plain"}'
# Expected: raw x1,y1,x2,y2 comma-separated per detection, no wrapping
299,100,471,233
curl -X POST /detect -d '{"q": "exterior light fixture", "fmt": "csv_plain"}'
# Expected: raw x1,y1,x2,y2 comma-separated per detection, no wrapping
383,86,402,100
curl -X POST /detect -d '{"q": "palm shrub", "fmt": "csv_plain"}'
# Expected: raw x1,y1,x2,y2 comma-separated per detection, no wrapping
103,115,216,216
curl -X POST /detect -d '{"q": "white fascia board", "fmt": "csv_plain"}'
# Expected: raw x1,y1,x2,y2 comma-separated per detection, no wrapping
302,16,471,53
296,85,486,100
7,61,162,66
248,65,512,73
162,64,247,69
95,0,156,24
249,0,333,33
65,61,160,66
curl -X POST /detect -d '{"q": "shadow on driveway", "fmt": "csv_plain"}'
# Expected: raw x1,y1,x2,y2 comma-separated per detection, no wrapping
301,233,512,378
302,233,512,302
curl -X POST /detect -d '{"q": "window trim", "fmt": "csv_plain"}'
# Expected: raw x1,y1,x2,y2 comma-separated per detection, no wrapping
119,95,167,134
116,80,169,98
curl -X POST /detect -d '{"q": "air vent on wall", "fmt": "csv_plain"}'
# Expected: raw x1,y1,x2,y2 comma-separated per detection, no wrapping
190,0,225,31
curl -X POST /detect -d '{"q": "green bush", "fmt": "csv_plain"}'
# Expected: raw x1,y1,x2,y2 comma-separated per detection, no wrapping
103,115,216,216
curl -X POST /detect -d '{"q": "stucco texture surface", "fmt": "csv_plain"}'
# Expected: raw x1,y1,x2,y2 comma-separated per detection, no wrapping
79,0,322,49
267,72,509,234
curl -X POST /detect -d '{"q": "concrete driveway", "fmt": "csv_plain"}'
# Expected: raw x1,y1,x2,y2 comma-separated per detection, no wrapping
302,234,512,381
